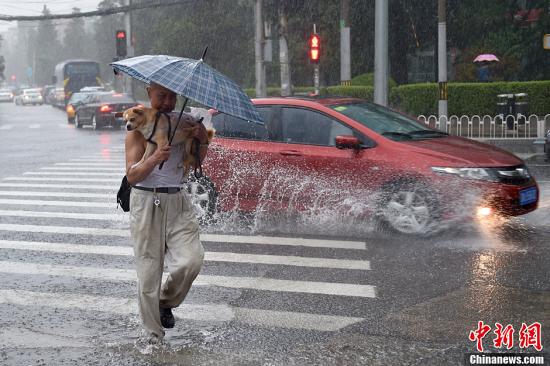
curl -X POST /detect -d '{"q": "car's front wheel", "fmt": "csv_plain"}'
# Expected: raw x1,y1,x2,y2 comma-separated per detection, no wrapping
377,180,440,235
185,175,217,225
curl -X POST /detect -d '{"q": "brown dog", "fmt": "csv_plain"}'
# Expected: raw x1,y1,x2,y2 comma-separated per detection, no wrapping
123,106,214,176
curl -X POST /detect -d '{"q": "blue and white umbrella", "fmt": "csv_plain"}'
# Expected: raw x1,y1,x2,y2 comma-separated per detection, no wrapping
110,53,263,124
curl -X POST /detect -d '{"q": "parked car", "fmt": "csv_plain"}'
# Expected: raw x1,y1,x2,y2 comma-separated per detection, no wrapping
197,97,539,235
0,88,14,102
14,88,43,106
74,92,139,130
65,90,104,124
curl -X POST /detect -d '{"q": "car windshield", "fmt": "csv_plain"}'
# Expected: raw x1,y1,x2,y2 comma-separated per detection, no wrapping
330,102,447,141
99,93,135,103
69,93,86,103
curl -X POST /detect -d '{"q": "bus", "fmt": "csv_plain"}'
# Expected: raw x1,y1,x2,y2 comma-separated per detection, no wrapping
54,60,102,106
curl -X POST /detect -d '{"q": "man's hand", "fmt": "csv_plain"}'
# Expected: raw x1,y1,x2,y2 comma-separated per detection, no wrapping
150,145,171,166
181,115,208,143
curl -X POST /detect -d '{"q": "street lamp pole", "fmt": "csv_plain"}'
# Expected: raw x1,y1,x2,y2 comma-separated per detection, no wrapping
340,0,351,86
255,0,266,98
438,0,448,118
374,0,388,106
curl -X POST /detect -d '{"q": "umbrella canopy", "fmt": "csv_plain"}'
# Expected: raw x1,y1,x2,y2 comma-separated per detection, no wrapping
473,54,499,63
110,55,263,123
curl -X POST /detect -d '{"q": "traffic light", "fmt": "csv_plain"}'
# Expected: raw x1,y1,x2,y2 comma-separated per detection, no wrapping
308,33,320,64
115,30,127,58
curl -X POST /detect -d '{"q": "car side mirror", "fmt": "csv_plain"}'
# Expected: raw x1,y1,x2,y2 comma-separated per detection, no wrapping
335,135,361,149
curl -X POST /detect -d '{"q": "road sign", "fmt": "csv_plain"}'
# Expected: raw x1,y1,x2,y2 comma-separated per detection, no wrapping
544,34,550,50
26,66,33,78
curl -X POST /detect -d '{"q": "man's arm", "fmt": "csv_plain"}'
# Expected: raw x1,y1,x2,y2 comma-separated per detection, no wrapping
125,131,171,185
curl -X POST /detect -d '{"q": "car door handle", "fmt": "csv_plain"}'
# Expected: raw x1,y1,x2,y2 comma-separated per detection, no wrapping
279,150,302,156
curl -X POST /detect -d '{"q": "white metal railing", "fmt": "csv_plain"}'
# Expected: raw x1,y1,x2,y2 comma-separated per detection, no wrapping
417,114,550,140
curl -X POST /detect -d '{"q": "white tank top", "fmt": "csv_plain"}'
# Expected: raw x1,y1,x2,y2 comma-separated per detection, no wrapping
135,143,186,188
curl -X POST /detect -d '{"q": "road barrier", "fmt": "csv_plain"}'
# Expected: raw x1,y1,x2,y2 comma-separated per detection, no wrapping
417,114,550,140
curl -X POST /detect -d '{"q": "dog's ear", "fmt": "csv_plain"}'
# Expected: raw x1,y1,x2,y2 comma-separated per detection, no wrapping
132,108,144,115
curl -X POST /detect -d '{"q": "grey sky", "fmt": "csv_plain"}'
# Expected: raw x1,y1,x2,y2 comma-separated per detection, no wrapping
0,0,102,32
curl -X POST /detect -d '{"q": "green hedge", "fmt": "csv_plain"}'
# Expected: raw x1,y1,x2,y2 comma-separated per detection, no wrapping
245,80,550,117
392,81,550,116
324,86,374,101
351,72,397,89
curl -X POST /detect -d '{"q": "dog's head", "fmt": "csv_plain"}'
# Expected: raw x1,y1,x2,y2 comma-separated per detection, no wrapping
123,107,149,132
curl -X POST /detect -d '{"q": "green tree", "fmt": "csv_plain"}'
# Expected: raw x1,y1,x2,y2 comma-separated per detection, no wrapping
62,8,93,60
33,6,62,85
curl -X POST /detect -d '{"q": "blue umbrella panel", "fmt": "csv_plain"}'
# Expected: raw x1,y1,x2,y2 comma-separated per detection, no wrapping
111,55,263,124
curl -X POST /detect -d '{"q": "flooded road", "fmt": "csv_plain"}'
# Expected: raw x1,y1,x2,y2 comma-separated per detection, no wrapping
0,104,548,365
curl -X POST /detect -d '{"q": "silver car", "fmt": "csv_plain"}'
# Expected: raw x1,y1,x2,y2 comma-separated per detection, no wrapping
15,88,44,106
0,89,13,102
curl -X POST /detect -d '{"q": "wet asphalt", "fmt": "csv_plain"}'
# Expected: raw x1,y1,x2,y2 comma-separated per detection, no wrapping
0,103,548,365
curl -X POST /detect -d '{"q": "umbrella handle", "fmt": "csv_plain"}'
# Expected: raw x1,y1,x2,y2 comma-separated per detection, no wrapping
159,97,189,170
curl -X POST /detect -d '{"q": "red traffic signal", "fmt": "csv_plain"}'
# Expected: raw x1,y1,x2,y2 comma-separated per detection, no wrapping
115,30,127,57
308,33,320,64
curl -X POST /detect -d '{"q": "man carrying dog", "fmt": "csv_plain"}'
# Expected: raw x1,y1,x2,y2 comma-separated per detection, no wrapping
125,82,209,343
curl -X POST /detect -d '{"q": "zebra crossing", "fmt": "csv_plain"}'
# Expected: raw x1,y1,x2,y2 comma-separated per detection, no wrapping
0,148,374,335
0,123,70,130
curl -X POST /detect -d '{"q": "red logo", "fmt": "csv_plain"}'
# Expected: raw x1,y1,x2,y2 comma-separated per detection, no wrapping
469,321,492,352
469,322,543,352
519,322,542,351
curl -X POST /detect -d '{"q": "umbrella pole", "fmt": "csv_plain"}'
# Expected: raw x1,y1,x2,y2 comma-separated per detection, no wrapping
159,46,208,170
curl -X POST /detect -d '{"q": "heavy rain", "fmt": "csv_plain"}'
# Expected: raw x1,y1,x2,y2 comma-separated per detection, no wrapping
0,0,548,365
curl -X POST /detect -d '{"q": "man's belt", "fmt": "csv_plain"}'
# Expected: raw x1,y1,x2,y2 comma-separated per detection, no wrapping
133,186,182,194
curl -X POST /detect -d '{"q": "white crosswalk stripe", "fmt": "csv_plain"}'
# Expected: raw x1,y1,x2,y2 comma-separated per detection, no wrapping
24,172,121,176
4,177,120,182
0,261,375,298
0,183,115,189
0,155,374,333
0,289,362,331
41,167,123,171
0,240,370,270
0,190,111,198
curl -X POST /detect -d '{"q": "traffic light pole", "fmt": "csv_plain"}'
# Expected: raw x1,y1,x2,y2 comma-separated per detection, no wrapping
312,24,320,95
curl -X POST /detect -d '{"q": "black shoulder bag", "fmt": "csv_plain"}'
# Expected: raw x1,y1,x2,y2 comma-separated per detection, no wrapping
117,175,132,212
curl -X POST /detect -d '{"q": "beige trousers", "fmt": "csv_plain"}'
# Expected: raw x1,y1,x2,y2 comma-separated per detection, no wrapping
129,188,204,338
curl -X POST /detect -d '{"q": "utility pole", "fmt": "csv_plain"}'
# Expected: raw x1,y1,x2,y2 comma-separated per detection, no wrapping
124,0,133,96
374,0,388,106
279,6,291,96
438,0,448,117
254,0,266,97
340,0,351,86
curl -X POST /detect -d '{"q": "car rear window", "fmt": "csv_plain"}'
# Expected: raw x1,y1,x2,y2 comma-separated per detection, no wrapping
99,94,135,103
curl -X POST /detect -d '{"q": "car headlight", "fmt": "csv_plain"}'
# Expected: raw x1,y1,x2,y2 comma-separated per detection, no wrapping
431,167,497,181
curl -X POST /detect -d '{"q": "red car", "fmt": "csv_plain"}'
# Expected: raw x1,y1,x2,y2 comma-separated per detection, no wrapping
192,97,538,235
